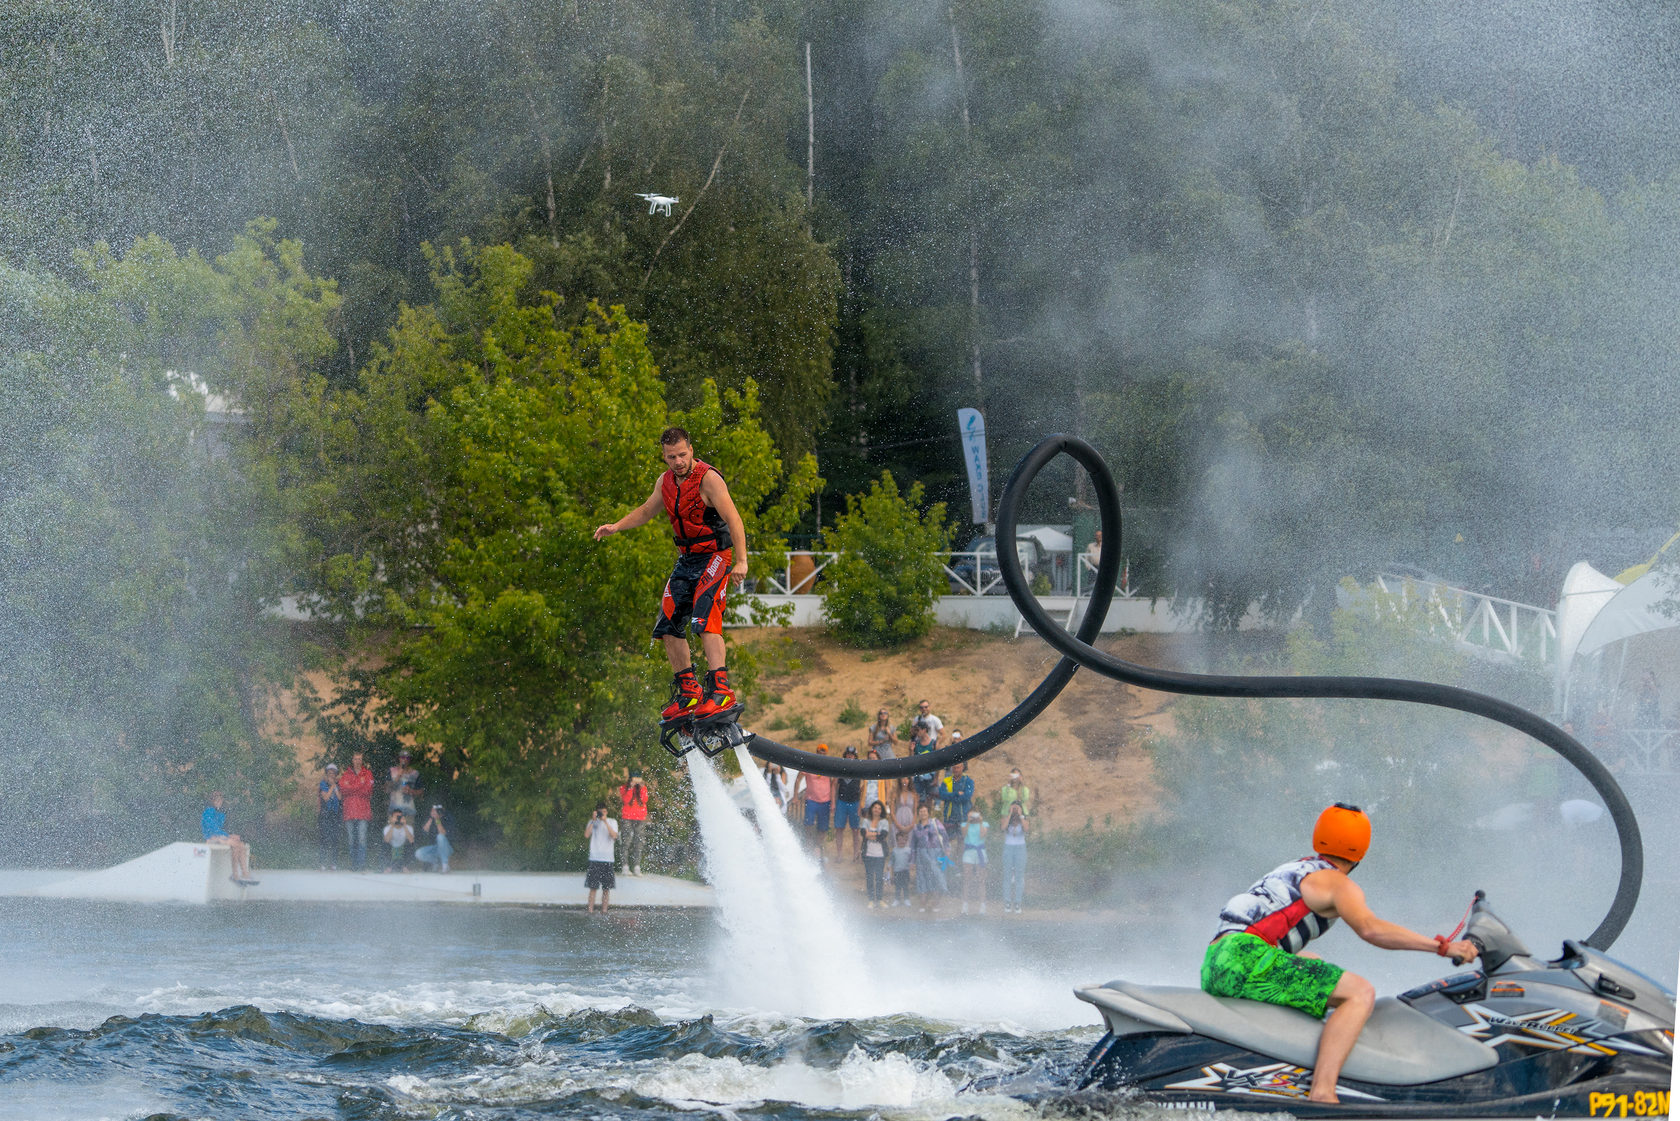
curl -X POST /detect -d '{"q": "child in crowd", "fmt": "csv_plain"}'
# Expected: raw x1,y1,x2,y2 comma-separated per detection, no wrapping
891,825,913,907
959,809,988,914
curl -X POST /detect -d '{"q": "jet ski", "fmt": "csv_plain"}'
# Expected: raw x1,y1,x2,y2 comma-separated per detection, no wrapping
1074,893,1673,1116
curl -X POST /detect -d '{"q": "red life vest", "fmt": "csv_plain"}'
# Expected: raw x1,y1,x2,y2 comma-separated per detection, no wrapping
620,783,649,821
661,460,731,554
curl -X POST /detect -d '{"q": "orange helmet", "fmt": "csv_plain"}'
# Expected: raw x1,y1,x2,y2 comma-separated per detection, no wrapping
1313,802,1371,862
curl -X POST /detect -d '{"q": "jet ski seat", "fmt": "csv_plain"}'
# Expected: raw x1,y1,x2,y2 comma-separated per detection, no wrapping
1077,982,1498,1086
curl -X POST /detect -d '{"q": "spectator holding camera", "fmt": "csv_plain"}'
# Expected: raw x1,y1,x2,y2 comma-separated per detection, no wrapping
912,699,943,745
909,723,938,805
415,804,452,873
618,768,651,876
833,747,863,861
316,763,342,870
382,809,414,872
584,802,618,913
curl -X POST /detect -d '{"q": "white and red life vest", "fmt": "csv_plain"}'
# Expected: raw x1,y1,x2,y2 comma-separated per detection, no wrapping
1214,855,1339,952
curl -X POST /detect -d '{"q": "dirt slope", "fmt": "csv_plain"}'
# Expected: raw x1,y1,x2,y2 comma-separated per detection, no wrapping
734,626,1204,828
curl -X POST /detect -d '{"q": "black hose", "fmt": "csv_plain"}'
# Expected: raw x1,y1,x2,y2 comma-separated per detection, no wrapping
744,433,1642,949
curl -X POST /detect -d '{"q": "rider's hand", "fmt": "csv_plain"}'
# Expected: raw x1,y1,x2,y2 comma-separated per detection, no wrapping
593,523,618,541
730,560,748,586
1445,939,1479,965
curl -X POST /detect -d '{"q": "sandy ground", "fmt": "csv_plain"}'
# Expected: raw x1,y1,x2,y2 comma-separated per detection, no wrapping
732,625,1203,832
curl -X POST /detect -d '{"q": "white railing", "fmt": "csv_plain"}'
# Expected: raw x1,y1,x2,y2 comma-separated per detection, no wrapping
1615,727,1678,774
941,549,1005,596
755,551,839,594
1373,573,1557,664
751,547,1150,600
1074,553,1143,600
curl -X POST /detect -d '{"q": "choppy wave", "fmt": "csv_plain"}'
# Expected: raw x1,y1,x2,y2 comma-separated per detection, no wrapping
0,1001,1100,1121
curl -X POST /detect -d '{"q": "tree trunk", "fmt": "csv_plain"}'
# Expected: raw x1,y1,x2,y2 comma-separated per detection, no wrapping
948,6,983,406
160,0,178,67
805,42,815,209
524,90,559,246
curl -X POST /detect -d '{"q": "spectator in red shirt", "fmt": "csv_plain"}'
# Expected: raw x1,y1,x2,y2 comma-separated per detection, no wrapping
794,744,835,861
339,750,376,871
618,768,651,877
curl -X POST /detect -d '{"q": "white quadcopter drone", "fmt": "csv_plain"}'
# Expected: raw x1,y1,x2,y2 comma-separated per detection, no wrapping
636,193,678,216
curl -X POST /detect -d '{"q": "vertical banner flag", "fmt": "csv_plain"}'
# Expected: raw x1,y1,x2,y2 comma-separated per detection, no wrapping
957,408,989,525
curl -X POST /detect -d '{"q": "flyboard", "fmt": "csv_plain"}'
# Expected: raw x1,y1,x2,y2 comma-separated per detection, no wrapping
685,433,1668,1115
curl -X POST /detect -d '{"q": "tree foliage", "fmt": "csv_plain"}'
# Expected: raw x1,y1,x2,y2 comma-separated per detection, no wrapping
0,223,339,856
7,0,1680,859
819,472,949,647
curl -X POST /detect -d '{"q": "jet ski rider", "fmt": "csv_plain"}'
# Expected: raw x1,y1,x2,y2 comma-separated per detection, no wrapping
1202,803,1480,1104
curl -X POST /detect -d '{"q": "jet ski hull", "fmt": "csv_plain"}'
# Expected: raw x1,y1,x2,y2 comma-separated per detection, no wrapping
1074,910,1673,1118
1078,1027,1672,1117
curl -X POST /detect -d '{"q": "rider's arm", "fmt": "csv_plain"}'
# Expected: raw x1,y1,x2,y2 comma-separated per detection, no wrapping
594,483,663,540
1309,872,1478,960
699,471,749,577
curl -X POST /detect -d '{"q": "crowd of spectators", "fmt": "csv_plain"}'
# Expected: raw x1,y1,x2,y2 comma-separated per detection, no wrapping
202,746,459,881
771,699,1037,914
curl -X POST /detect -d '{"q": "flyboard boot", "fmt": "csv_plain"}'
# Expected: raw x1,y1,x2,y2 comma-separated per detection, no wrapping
660,667,747,758
661,665,703,722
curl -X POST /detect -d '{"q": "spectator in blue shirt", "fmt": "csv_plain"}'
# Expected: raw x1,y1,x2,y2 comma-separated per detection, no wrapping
937,762,975,826
201,792,257,885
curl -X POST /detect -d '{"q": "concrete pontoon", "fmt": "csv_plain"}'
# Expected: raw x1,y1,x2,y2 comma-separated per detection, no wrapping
0,843,715,907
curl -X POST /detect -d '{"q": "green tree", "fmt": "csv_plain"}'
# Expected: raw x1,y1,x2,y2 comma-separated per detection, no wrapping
0,223,340,857
819,471,949,646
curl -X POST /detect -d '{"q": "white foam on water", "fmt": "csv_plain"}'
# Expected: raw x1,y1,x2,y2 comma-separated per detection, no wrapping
126,976,703,1030
0,1078,170,1121
387,1045,1040,1120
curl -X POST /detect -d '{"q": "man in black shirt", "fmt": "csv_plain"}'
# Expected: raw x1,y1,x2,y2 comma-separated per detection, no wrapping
833,746,863,861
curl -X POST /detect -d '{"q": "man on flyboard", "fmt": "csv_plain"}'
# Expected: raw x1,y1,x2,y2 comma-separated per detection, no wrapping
594,426,748,725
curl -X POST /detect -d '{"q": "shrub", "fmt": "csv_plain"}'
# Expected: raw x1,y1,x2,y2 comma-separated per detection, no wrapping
838,697,867,726
820,472,950,647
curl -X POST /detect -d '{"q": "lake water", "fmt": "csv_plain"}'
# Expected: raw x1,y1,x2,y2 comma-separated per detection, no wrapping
0,897,1164,1121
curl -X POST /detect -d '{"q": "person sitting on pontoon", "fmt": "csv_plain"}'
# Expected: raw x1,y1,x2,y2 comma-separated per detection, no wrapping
201,792,256,885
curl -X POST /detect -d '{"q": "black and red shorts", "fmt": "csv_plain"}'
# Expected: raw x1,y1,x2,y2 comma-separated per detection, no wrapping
653,549,732,639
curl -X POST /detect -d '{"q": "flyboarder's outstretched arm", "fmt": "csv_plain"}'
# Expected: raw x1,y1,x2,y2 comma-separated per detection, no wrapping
594,483,662,541
698,470,749,585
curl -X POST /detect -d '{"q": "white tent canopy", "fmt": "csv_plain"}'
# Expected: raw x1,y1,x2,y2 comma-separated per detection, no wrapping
1573,570,1678,660
1017,525,1074,553
1557,561,1679,680
1556,562,1627,677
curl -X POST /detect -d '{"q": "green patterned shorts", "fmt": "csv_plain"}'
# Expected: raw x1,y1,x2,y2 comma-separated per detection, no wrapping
1201,932,1344,1019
